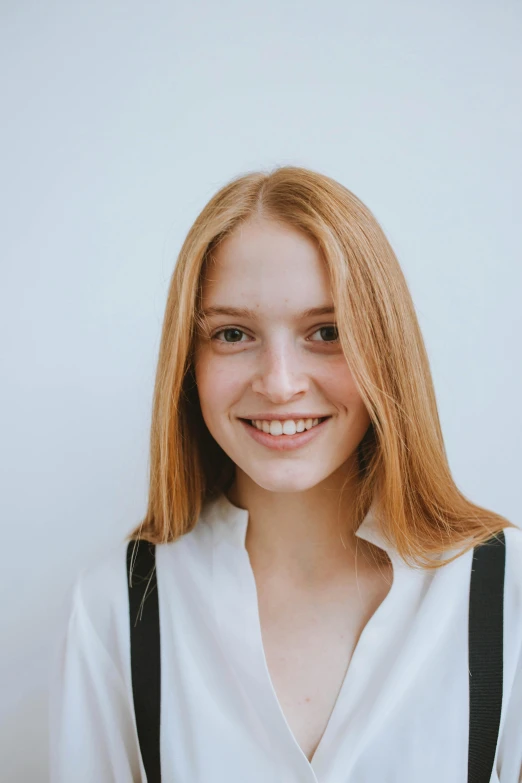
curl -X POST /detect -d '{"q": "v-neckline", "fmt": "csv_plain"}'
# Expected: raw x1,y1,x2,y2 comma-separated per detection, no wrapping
208,493,420,781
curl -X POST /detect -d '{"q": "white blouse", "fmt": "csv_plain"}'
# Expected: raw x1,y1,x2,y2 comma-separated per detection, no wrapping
48,493,522,782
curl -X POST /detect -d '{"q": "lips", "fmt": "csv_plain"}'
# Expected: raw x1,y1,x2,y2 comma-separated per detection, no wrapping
238,415,331,451
240,416,330,433
238,415,332,422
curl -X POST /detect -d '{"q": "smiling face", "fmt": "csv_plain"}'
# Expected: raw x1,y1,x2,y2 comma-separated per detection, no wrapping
193,217,371,494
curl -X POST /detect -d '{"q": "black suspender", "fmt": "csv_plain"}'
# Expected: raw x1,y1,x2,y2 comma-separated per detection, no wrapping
126,530,506,783
127,540,162,783
467,530,506,782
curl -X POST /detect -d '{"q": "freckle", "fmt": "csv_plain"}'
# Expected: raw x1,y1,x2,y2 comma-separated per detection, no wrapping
305,697,311,702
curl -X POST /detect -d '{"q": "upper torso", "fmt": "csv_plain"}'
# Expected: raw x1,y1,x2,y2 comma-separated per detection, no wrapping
255,549,394,762
48,492,522,782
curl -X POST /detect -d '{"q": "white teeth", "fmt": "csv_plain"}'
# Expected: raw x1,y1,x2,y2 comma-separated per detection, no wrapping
282,420,296,435
270,420,283,436
250,417,323,435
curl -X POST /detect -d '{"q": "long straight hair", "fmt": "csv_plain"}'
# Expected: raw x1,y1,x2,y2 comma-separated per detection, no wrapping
127,165,513,568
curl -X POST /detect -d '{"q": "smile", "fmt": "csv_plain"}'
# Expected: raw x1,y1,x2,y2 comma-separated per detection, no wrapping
238,416,332,451
247,417,328,436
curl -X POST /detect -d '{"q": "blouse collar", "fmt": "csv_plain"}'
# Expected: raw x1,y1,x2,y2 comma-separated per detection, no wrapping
204,491,396,559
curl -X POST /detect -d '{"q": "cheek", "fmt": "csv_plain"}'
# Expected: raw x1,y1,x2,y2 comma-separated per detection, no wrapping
322,365,371,432
194,352,241,418
321,362,364,406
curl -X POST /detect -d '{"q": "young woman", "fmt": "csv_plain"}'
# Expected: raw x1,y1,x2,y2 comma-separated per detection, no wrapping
49,166,522,782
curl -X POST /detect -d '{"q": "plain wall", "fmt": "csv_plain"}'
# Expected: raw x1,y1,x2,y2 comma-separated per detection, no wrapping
1,0,520,778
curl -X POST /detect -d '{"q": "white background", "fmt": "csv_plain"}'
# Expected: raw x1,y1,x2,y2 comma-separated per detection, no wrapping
1,0,520,778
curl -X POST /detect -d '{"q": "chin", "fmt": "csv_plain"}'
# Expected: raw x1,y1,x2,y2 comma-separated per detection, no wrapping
246,465,331,494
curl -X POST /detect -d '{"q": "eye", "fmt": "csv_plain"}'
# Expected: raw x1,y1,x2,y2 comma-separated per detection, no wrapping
210,324,339,345
309,325,339,343
211,327,249,344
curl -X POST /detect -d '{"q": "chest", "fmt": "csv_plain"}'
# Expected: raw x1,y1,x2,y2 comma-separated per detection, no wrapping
255,562,394,763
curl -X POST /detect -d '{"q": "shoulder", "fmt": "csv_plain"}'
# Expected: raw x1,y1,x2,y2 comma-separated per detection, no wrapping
74,525,209,632
498,526,522,761
499,526,522,688
502,524,522,598
78,540,130,607
72,540,131,655
463,524,522,593
503,524,522,610
503,523,522,557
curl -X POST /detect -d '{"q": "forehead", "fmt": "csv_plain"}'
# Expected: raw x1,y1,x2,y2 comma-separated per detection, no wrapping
200,218,332,308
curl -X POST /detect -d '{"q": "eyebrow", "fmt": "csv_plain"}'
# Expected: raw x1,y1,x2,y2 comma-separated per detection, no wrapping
200,305,336,319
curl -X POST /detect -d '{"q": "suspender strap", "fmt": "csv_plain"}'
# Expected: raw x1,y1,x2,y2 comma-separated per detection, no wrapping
125,531,506,782
127,540,162,783
468,530,506,783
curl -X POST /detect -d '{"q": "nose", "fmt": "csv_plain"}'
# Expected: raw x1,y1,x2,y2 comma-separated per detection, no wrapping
250,340,309,402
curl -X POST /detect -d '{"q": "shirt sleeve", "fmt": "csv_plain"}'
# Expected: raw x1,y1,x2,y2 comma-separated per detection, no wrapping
497,650,522,782
48,570,143,783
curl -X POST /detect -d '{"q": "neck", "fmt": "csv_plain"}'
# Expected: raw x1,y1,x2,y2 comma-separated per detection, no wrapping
226,458,363,584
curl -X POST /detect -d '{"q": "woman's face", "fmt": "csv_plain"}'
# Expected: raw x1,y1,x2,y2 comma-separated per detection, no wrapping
194,217,371,494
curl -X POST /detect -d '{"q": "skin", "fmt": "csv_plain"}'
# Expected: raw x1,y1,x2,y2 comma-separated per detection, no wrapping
194,216,374,582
